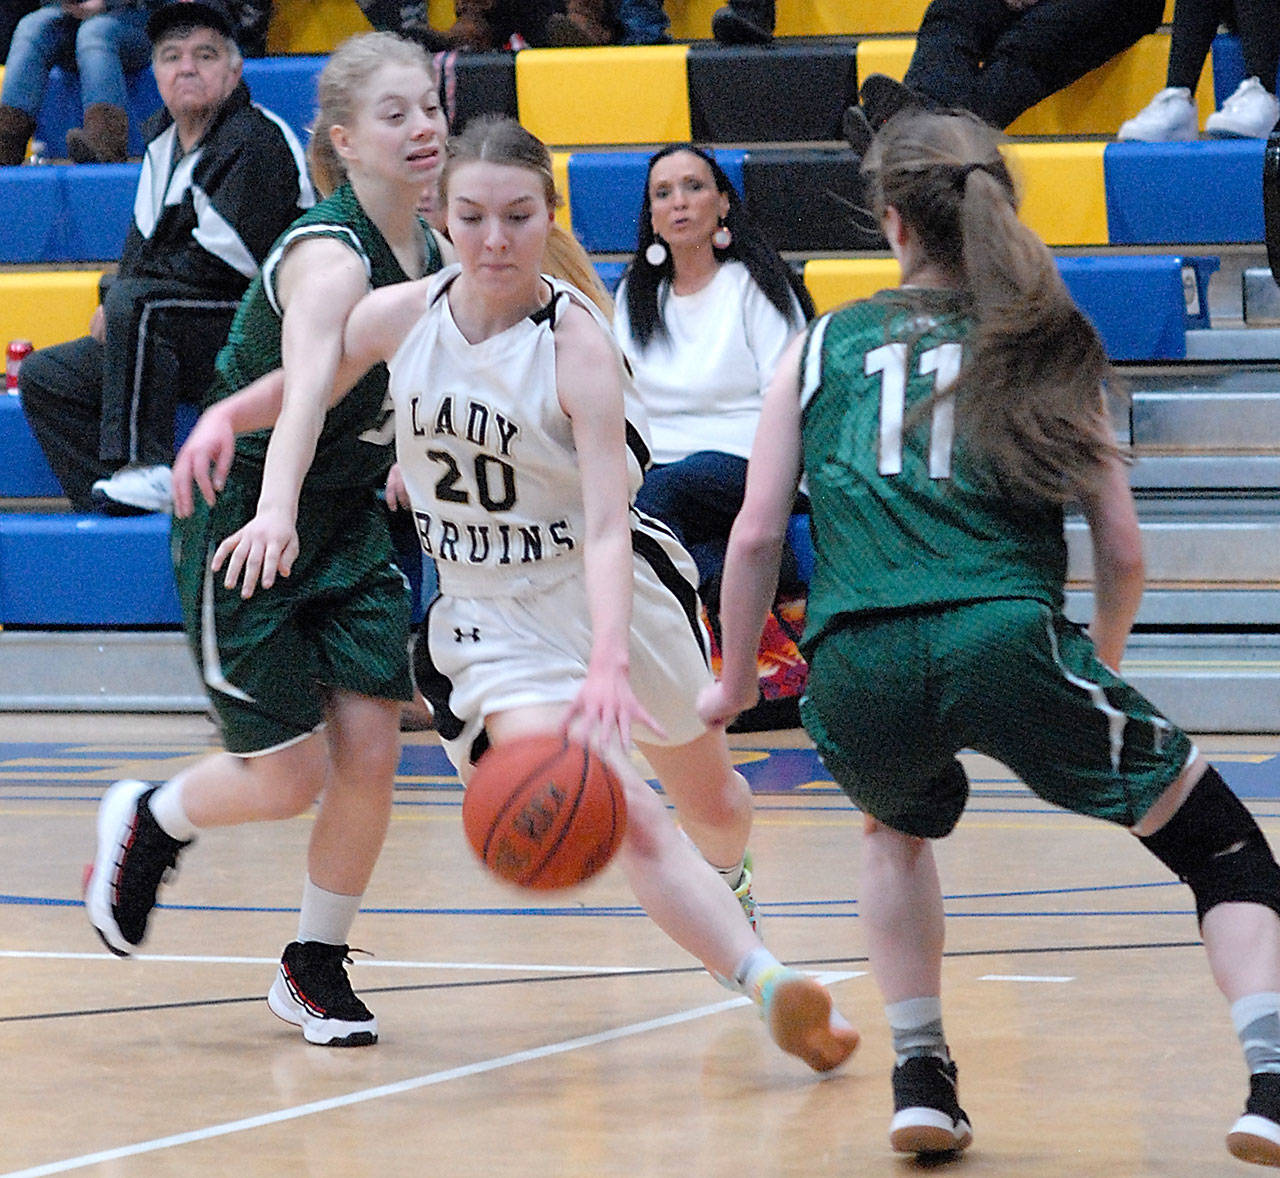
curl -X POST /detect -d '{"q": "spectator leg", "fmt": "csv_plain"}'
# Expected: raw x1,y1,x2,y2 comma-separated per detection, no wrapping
635,452,749,612
902,0,1014,113
64,9,150,161
970,0,1164,129
99,287,238,470
0,5,69,118
71,9,151,110
1233,0,1280,93
17,336,111,511
1165,0,1223,90
613,0,670,44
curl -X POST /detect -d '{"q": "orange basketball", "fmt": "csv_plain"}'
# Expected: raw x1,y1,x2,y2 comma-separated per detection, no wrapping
461,735,628,890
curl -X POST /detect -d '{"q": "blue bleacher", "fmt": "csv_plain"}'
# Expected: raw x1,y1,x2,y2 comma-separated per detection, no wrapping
0,510,179,625
0,396,61,497
1104,138,1265,245
1058,255,1187,361
0,162,136,263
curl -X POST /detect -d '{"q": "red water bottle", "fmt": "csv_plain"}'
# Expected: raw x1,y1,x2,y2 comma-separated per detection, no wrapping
6,339,32,393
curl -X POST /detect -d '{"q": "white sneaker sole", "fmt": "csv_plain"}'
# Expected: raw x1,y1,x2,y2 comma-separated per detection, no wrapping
765,973,860,1072
84,779,152,957
267,969,378,1047
890,1107,974,1154
1228,1113,1280,1166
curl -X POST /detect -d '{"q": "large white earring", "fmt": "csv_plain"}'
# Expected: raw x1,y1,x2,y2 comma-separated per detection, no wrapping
645,239,668,266
712,221,732,250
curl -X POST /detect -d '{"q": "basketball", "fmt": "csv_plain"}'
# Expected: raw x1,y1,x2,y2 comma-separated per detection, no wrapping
461,735,628,890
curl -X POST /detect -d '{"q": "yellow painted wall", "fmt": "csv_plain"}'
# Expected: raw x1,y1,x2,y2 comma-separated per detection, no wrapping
267,0,1179,53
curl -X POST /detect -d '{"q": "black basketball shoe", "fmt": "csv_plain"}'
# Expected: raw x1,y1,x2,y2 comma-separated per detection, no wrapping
1228,1071,1280,1166
85,779,192,956
859,73,940,131
268,941,379,1047
890,1054,974,1155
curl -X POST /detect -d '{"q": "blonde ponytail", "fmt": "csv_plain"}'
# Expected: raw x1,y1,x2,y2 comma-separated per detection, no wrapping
543,222,614,321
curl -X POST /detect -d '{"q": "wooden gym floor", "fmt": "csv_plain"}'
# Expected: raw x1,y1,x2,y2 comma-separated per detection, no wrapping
1,712,1278,1177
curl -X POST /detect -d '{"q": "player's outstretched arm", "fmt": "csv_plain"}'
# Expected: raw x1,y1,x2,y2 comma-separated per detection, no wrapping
699,333,806,729
172,369,287,517
556,303,663,754
214,238,371,598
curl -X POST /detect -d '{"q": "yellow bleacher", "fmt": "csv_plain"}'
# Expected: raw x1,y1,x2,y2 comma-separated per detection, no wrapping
0,271,104,350
516,46,692,146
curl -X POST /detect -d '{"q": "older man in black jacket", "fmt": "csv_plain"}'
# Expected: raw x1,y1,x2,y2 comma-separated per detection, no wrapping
19,0,313,512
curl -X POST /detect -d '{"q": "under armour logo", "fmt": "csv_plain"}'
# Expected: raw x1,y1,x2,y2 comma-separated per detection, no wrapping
454,627,480,643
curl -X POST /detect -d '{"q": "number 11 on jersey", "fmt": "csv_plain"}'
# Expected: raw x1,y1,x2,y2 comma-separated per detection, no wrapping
865,341,963,479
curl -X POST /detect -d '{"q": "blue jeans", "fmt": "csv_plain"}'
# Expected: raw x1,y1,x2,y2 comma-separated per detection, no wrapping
636,450,803,611
1,4,152,117
613,0,669,43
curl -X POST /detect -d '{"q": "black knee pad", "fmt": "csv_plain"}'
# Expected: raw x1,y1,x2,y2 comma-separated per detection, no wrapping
1138,766,1280,925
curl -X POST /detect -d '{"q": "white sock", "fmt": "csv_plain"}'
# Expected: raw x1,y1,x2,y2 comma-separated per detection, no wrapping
147,779,198,841
713,856,747,891
733,945,785,996
1233,992,1280,1075
297,877,362,946
886,995,948,1065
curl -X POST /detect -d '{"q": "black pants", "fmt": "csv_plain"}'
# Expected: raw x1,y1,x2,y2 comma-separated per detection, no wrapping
1166,0,1280,92
19,277,237,509
904,0,1165,128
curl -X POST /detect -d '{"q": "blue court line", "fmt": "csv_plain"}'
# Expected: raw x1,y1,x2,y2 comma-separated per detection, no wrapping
0,889,1194,920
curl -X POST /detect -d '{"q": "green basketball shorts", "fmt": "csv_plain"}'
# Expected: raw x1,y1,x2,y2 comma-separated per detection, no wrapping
800,597,1194,838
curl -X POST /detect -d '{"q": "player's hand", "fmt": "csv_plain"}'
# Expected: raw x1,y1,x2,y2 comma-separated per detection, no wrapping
172,408,236,517
563,664,666,756
211,507,299,598
385,463,412,511
697,677,758,730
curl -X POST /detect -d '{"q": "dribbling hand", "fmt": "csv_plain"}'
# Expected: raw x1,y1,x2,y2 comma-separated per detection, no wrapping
563,664,666,757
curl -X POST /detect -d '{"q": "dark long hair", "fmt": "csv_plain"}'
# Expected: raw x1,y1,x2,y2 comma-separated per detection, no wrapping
622,143,814,348
862,108,1123,504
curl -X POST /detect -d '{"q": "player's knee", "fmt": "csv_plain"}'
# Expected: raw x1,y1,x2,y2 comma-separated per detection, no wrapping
1138,765,1280,925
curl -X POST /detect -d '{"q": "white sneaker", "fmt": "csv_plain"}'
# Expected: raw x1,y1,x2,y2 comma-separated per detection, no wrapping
1205,76,1280,139
1116,87,1198,142
90,464,173,513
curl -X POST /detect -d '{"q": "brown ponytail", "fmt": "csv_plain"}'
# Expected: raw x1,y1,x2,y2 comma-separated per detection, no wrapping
863,109,1124,503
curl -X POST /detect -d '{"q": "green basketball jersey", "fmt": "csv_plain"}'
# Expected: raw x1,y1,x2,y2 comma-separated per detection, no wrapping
798,287,1068,654
207,183,444,494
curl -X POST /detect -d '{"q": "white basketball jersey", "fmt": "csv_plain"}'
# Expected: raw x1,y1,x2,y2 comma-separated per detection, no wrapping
388,266,652,586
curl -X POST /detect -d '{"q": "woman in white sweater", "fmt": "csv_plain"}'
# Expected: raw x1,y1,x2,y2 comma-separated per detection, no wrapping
614,143,814,615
